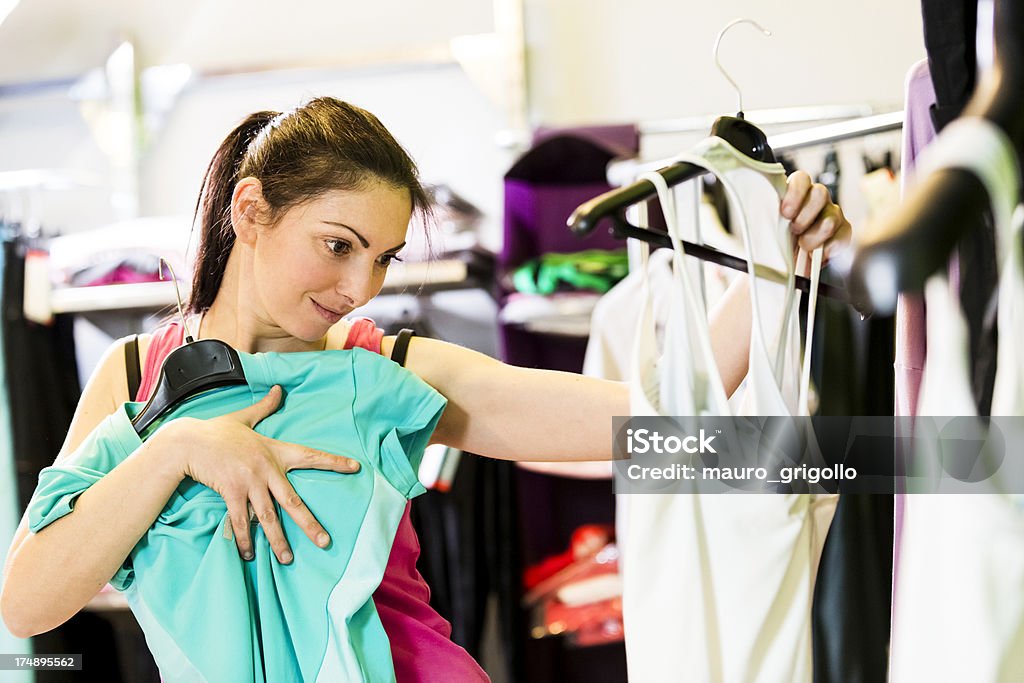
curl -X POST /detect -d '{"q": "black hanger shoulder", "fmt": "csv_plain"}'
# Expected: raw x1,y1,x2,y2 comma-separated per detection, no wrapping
132,339,248,435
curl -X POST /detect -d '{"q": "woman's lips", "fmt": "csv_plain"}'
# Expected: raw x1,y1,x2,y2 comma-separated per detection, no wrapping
311,298,344,323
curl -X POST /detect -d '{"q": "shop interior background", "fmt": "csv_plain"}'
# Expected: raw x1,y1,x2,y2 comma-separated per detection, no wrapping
0,0,926,681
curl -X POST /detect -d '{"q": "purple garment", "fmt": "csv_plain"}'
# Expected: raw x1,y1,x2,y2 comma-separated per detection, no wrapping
500,128,637,372
895,58,937,420
892,57,938,633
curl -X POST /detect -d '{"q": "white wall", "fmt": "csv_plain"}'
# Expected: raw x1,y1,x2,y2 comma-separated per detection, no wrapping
0,63,513,249
138,63,512,251
0,2,927,244
524,0,925,125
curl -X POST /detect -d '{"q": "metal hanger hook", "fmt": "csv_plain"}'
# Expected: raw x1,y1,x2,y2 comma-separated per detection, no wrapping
713,18,772,116
159,257,193,341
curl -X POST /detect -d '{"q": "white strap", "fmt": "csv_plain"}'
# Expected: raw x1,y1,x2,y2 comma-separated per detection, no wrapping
797,247,824,416
639,170,730,412
670,151,793,404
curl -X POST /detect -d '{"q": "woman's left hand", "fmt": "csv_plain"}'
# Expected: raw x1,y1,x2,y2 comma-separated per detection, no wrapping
781,170,852,261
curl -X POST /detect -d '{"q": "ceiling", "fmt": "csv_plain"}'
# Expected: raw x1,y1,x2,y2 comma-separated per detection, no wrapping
0,0,495,86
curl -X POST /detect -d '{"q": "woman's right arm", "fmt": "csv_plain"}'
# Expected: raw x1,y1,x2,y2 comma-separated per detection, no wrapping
1,338,361,639
0,337,187,637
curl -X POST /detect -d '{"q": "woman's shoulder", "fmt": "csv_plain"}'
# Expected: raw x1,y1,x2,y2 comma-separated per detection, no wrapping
324,319,354,351
324,317,388,355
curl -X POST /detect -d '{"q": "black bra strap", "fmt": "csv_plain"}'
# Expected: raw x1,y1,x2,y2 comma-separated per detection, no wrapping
391,329,415,367
124,334,141,400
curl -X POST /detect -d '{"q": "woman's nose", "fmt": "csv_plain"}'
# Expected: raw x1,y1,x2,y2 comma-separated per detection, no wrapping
336,262,376,307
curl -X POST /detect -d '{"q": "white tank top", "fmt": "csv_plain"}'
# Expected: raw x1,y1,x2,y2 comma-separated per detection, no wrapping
622,135,833,683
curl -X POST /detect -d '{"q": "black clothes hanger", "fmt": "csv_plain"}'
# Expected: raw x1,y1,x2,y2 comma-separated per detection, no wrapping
567,20,851,308
846,0,1024,316
131,339,247,435
131,261,247,435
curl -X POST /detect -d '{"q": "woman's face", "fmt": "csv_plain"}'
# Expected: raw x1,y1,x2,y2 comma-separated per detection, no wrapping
250,180,412,342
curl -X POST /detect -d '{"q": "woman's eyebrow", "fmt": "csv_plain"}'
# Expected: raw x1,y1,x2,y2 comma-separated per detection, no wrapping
321,221,405,253
321,221,369,248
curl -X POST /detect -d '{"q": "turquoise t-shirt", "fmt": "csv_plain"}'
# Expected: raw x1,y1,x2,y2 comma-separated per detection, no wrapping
27,347,447,683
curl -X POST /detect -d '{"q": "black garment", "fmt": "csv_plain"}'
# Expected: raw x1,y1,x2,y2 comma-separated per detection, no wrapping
812,495,894,683
921,0,977,132
806,260,895,683
921,0,1000,416
411,456,524,683
3,238,161,683
957,218,1000,416
2,238,80,514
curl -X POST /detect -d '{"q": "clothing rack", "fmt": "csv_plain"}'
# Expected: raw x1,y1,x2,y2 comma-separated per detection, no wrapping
637,103,884,136
568,111,906,314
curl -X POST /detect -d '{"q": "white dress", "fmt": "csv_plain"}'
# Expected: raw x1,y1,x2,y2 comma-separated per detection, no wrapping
622,136,834,683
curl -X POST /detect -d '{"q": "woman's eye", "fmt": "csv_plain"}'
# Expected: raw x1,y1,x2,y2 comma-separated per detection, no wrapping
378,254,403,268
326,239,352,256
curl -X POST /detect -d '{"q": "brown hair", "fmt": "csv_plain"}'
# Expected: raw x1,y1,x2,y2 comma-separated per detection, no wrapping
187,97,431,314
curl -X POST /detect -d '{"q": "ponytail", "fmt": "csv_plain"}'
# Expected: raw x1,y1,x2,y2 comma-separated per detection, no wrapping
188,111,278,314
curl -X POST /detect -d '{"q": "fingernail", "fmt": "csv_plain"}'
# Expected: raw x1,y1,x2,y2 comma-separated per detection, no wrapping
348,459,361,471
243,551,254,561
317,533,330,548
281,551,293,564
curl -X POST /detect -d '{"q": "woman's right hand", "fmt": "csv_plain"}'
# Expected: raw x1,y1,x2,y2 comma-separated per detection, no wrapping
165,385,361,564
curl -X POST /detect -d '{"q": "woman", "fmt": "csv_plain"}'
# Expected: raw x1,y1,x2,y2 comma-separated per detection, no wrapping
1,97,849,678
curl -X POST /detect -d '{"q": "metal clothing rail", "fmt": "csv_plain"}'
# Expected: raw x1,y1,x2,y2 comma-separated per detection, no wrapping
568,111,906,313
638,103,883,136
769,110,904,153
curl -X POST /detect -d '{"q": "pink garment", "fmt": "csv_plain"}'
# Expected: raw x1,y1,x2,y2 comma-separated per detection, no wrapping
136,316,489,683
894,58,937,420
892,58,940,638
344,317,385,354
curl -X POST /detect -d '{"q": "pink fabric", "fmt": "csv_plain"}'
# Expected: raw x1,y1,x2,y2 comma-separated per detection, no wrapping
891,58,939,641
344,317,384,355
894,58,937,421
135,318,489,682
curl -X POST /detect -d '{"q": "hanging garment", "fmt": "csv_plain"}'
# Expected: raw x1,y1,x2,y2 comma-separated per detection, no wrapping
134,319,491,683
809,142,896,683
502,126,638,683
621,136,834,683
500,128,636,373
27,347,447,683
583,249,674,387
2,237,93,680
895,59,935,419
0,239,32,683
1,239,81,514
889,117,1024,682
586,205,739,564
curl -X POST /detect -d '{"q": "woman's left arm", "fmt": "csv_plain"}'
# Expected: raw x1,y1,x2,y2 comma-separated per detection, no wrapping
390,170,850,462
394,336,627,460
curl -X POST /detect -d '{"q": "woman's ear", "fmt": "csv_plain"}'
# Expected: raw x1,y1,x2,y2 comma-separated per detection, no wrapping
230,177,265,245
